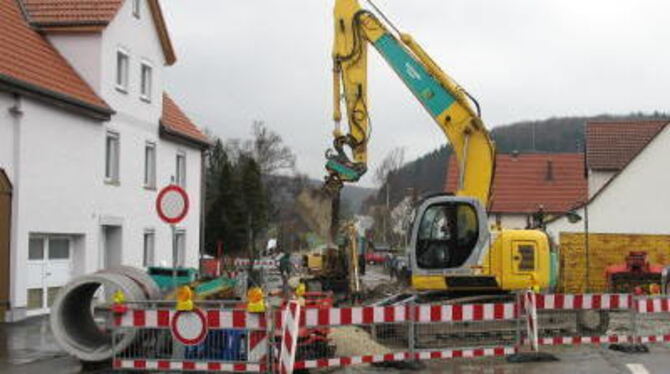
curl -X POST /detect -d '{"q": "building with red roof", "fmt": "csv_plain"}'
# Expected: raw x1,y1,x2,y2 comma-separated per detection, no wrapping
0,0,208,321
445,153,588,229
586,120,667,197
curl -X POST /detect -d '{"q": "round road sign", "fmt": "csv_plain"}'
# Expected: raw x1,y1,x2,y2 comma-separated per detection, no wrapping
170,309,208,346
156,185,189,224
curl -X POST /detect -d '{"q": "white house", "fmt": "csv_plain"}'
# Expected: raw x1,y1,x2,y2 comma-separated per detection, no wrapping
0,0,209,321
547,120,670,236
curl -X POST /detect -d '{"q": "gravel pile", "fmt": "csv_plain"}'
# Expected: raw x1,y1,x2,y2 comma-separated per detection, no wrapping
329,326,392,357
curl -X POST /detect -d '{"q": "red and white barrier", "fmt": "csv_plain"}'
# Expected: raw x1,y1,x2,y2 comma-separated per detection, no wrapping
115,309,266,329
533,335,633,346
293,347,517,370
278,300,301,374
635,297,670,313
523,291,539,352
113,359,263,372
534,294,631,310
301,305,408,327
112,292,670,373
415,346,517,360
416,302,517,322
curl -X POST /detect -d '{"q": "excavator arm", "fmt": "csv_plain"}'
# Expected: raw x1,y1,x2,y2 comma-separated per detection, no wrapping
327,0,496,207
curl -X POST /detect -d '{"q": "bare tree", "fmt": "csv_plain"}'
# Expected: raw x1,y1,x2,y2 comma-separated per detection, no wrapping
373,147,405,245
374,147,405,187
245,120,296,176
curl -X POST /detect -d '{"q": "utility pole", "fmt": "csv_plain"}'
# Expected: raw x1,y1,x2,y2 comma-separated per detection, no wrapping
385,184,390,244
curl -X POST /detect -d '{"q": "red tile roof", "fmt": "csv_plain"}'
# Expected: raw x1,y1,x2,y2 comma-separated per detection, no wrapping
161,93,209,145
445,153,587,213
21,0,122,24
587,120,667,171
0,0,110,115
21,0,176,65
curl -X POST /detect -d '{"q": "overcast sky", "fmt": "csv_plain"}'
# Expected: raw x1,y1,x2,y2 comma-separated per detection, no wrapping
161,0,670,187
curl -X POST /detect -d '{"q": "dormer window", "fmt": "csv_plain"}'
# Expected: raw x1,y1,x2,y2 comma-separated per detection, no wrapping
140,62,152,102
133,0,140,18
116,49,129,93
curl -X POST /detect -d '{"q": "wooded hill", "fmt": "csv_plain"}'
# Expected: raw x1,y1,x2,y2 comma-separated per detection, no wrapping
374,112,669,207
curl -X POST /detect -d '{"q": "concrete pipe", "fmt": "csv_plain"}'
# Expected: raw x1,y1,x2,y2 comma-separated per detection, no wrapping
103,265,162,300
50,271,149,363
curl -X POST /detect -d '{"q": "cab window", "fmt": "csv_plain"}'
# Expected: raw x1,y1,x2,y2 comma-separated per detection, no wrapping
415,202,479,269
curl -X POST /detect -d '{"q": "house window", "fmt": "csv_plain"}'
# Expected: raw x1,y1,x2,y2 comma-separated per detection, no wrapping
116,50,129,92
143,230,155,267
144,142,156,188
132,0,140,18
175,230,186,267
176,152,186,187
105,131,120,183
28,237,45,260
140,63,152,102
48,238,70,259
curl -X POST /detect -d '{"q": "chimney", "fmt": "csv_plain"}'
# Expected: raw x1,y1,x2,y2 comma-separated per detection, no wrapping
545,160,554,181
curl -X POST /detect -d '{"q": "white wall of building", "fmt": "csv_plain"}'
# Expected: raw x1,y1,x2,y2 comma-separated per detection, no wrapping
47,34,103,92
588,170,615,198
547,126,670,240
101,0,165,123
489,213,529,230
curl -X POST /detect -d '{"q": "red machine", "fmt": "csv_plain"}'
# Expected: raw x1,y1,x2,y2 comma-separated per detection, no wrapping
605,251,663,294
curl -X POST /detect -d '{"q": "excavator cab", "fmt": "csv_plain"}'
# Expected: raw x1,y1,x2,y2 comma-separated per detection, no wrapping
409,194,492,291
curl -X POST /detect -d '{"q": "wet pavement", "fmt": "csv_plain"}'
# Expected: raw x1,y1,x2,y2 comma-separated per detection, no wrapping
0,316,84,374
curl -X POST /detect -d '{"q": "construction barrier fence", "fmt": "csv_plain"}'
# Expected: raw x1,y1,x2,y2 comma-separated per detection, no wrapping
110,293,670,373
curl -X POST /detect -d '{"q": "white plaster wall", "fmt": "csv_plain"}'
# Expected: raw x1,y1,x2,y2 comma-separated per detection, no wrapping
5,97,202,319
101,0,165,123
47,34,102,93
488,213,529,230
96,113,202,271
9,97,102,311
547,125,670,240
588,170,615,198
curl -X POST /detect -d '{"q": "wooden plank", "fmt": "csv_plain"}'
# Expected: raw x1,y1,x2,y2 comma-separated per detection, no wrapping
558,233,670,293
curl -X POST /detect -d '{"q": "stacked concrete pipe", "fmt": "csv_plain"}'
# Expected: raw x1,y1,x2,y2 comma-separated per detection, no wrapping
50,266,161,363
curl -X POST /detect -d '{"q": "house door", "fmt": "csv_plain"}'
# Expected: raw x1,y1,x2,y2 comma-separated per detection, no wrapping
0,169,11,321
26,236,73,315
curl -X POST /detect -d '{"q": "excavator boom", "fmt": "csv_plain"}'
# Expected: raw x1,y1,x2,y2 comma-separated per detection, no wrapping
328,0,495,207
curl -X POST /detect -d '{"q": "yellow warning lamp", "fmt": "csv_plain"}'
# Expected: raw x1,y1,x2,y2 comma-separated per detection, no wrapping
113,290,126,304
649,283,661,295
111,290,128,314
295,283,306,298
176,286,195,312
247,287,266,313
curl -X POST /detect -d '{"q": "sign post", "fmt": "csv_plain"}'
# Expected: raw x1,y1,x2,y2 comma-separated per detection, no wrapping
156,185,190,287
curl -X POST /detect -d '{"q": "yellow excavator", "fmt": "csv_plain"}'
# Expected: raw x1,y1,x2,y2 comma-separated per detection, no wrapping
317,0,557,296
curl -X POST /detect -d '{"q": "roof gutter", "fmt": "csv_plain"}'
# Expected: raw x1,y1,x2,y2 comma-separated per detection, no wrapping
0,74,114,121
159,122,211,149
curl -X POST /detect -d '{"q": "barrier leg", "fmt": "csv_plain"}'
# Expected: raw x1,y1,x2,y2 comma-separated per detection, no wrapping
507,290,558,363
